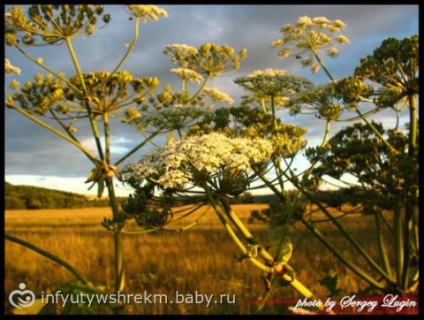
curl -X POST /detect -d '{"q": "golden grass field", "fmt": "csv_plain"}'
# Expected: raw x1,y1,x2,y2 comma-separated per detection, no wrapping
4,204,417,315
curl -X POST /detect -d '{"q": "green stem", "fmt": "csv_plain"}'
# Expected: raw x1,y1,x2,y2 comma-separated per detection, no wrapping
103,112,124,294
65,37,87,93
311,50,334,82
106,17,140,83
408,94,417,156
7,102,98,165
270,95,277,130
260,98,267,113
5,233,89,285
219,198,274,264
114,129,162,167
114,230,125,292
14,45,82,94
187,73,212,103
65,37,105,162
257,170,392,289
205,188,324,309
273,158,285,195
322,120,331,146
298,216,387,291
375,211,392,279
103,113,111,164
182,79,188,99
49,109,80,143
203,186,273,273
393,203,403,286
354,106,396,153
166,130,175,145
104,175,125,296
401,204,414,290
300,188,393,283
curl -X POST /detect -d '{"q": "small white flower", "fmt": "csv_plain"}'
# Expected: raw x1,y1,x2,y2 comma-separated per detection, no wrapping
296,16,313,27
5,59,21,76
203,87,234,104
335,35,350,44
171,68,203,84
128,5,168,23
126,133,274,190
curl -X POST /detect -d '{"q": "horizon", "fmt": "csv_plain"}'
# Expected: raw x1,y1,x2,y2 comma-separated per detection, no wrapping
4,4,418,198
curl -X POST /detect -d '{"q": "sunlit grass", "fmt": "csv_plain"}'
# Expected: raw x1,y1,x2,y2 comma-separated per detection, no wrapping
4,205,406,315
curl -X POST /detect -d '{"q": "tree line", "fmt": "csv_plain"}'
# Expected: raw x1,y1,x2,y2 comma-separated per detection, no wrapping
5,182,112,210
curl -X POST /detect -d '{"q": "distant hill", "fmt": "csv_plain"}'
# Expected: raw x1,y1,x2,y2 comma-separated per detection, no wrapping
4,182,113,210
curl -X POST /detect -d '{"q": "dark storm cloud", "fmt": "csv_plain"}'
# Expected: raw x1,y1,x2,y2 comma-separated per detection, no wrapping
4,4,419,186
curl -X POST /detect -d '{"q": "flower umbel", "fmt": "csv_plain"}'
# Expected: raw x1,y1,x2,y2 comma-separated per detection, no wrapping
164,43,247,76
5,5,111,46
171,68,204,84
126,133,274,190
203,87,234,104
272,16,350,74
234,68,313,101
127,5,168,23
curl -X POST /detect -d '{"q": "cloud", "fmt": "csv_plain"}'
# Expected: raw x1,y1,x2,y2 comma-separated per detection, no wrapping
4,4,418,194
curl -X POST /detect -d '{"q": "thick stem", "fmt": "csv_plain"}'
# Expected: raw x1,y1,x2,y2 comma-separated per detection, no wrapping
322,120,331,146
104,110,124,295
408,94,417,156
114,231,125,292
103,113,111,165
65,37,105,162
393,203,403,286
104,112,125,299
203,186,273,273
219,198,274,264
204,187,327,310
401,203,414,290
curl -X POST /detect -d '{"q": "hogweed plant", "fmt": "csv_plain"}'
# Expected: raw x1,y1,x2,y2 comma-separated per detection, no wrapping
267,17,418,301
4,7,418,315
174,16,418,313
4,4,247,314
124,133,330,311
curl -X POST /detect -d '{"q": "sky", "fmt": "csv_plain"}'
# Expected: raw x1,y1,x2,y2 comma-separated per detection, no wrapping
4,4,419,197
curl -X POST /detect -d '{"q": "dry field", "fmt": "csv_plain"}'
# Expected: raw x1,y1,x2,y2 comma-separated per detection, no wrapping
4,205,414,315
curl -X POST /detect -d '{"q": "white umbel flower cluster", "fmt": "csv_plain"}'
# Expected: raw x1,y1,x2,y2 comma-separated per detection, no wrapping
128,5,168,23
127,133,274,189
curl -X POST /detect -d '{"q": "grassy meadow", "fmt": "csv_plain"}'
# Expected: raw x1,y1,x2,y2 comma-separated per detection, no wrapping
4,204,415,315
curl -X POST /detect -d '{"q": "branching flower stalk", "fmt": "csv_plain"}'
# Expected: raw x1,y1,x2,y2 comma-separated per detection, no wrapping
4,4,170,313
269,17,418,296
5,5,250,314
125,132,332,312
